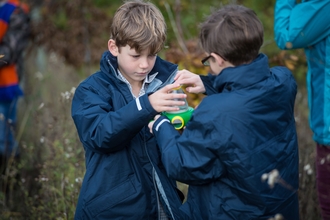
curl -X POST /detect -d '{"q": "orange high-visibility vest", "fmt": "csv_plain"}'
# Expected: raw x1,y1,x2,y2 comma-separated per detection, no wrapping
0,0,28,101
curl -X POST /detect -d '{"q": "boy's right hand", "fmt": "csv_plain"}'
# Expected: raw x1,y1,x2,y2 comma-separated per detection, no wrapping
149,83,187,113
174,69,205,94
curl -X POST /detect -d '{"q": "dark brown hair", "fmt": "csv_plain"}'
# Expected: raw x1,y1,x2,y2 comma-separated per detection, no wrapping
199,5,264,66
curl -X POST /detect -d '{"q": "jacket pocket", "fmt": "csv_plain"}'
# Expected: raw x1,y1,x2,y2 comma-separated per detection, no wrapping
84,178,136,218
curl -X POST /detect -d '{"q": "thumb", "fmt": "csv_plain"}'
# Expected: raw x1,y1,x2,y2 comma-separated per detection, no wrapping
186,86,197,93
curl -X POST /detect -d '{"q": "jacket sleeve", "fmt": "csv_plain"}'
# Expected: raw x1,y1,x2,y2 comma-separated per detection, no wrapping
200,74,217,95
71,82,158,154
274,0,330,49
0,6,30,67
152,112,225,185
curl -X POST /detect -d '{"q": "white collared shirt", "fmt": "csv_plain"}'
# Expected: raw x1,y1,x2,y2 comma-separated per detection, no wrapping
116,69,158,98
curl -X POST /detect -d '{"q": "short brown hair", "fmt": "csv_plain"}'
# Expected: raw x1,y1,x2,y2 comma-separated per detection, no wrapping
110,0,166,55
199,5,263,66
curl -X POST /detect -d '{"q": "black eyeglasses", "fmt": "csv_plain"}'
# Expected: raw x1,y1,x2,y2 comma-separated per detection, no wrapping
201,53,227,66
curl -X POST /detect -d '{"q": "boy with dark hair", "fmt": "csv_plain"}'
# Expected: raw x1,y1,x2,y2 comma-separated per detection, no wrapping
149,4,299,220
71,0,185,219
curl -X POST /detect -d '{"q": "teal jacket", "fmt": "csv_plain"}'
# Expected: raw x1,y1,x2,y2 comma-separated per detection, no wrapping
274,0,330,145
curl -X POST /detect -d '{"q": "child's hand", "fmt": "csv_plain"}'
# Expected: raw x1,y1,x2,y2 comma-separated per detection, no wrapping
174,69,205,93
149,83,187,113
148,115,161,134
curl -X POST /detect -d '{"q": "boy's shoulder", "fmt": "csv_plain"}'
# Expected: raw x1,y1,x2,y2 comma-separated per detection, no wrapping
76,70,113,94
270,65,292,74
80,70,103,84
270,65,296,82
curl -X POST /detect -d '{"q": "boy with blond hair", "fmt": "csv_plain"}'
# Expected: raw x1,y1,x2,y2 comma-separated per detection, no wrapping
71,0,185,219
149,4,299,219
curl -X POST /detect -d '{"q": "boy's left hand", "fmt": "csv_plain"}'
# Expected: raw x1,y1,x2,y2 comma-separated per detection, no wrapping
148,83,187,113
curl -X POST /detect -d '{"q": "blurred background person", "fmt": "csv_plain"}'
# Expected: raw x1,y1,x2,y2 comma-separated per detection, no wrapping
274,1,330,219
0,0,30,173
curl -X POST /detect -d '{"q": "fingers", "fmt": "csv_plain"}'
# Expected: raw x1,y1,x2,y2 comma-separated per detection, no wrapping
155,98,186,112
161,83,182,93
148,115,161,134
175,70,199,87
174,69,191,84
149,84,187,113
148,120,154,133
174,70,205,94
174,70,182,81
185,86,196,93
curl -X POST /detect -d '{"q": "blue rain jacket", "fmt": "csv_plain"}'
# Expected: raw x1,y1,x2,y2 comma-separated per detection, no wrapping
152,54,299,220
71,51,183,219
274,0,330,145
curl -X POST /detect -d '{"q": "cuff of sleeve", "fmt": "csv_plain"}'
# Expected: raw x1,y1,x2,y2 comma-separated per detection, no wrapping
153,115,170,132
200,75,217,95
138,93,158,115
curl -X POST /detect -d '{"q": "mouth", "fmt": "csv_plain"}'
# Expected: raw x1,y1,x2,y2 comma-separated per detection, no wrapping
136,72,148,75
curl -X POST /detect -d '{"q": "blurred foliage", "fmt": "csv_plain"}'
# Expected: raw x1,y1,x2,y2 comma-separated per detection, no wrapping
1,52,84,219
26,0,307,82
26,1,270,61
27,0,115,67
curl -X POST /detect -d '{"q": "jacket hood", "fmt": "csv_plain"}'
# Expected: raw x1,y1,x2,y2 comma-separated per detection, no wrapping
213,53,270,92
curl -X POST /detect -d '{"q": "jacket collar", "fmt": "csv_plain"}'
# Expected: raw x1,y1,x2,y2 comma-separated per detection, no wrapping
213,53,270,92
100,51,178,84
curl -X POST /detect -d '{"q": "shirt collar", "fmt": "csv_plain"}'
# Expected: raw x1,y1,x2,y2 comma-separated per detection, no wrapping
116,69,158,98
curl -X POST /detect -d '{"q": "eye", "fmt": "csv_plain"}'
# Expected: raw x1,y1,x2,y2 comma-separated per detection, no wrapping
132,55,140,58
148,54,157,58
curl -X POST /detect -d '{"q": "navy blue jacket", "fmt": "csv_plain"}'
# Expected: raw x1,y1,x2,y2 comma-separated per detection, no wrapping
152,54,299,220
71,51,183,219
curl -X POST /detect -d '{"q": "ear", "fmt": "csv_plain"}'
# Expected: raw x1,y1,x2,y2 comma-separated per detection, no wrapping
108,39,119,56
211,52,225,67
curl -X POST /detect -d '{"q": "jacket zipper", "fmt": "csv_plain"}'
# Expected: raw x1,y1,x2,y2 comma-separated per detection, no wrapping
144,130,174,220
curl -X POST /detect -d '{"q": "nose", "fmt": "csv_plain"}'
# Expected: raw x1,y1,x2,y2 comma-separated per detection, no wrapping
139,57,149,69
